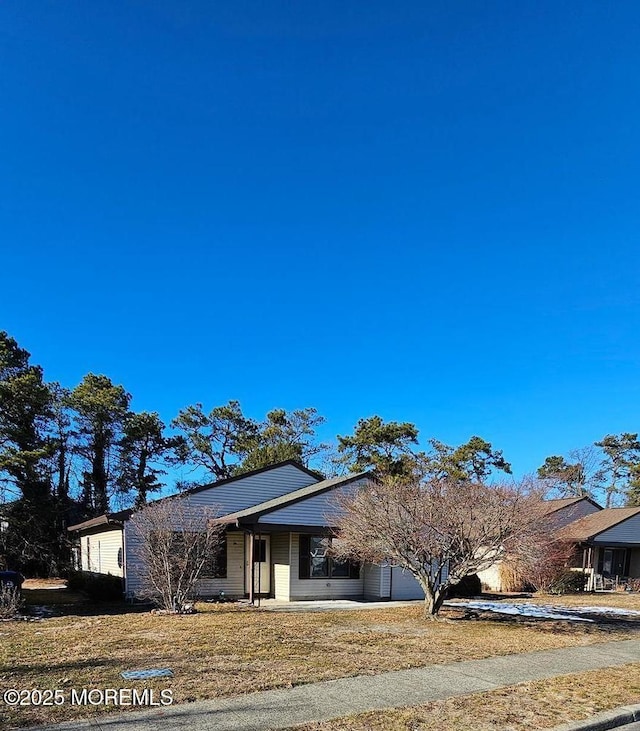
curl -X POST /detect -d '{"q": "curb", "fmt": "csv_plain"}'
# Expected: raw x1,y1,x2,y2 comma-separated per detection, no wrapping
550,703,640,731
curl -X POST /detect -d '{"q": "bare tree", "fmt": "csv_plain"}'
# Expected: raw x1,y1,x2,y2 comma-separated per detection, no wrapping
331,477,549,619
537,446,603,500
0,581,23,619
499,538,577,593
130,498,225,613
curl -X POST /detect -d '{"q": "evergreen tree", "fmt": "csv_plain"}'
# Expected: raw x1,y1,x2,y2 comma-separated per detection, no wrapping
337,416,421,478
424,436,511,482
68,374,130,516
118,411,174,507
0,332,56,574
171,400,258,480
239,408,327,473
595,433,640,507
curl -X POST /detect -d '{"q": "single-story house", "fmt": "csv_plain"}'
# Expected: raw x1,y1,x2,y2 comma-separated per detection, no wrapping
478,495,640,592
68,460,425,602
559,506,640,591
537,495,604,527
476,496,602,591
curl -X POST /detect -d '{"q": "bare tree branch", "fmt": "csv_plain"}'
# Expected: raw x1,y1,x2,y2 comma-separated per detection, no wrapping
129,498,225,613
331,477,551,619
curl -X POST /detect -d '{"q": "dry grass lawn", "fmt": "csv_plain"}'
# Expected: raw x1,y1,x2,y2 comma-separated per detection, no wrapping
294,663,640,730
526,591,640,611
2,585,640,729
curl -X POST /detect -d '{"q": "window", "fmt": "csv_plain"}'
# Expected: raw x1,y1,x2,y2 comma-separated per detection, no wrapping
117,547,123,569
150,530,227,579
597,548,628,578
252,538,267,563
203,534,227,578
298,535,360,579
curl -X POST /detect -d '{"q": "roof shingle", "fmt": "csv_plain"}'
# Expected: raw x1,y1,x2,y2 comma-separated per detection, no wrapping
559,507,640,542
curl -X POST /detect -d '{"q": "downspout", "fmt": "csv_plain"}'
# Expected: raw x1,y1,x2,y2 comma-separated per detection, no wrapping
249,528,255,606
122,526,128,601
257,529,261,608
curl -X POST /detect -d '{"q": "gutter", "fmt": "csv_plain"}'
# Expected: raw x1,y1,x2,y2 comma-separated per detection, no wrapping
67,514,126,532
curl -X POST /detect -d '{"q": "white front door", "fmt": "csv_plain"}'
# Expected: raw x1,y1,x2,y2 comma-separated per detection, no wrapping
245,534,271,595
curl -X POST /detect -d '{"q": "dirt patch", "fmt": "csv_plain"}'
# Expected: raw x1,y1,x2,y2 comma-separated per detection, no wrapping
21,579,67,590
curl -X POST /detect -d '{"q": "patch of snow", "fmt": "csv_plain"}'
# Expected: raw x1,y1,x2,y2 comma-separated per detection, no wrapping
444,600,594,622
545,604,640,617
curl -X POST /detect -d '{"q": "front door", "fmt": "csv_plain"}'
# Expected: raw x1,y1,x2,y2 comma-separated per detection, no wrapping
599,548,627,578
245,535,271,595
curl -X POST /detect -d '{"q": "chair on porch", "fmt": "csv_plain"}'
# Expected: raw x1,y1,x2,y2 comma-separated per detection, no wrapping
594,574,614,591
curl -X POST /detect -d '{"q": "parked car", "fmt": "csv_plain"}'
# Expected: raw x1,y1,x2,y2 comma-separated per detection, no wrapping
0,571,24,590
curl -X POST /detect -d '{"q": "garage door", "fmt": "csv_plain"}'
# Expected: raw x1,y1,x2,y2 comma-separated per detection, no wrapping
390,568,424,600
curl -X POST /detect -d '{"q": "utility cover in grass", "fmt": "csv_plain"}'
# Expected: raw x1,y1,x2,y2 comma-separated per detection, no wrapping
121,668,174,680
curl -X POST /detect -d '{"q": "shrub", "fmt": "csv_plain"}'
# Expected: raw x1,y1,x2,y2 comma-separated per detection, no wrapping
65,571,123,601
625,578,640,592
83,573,123,601
448,573,482,598
64,570,86,592
547,570,587,595
0,583,23,619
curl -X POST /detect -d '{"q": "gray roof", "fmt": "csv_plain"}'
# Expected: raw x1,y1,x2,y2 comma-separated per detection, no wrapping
68,460,324,533
217,472,372,525
539,496,602,516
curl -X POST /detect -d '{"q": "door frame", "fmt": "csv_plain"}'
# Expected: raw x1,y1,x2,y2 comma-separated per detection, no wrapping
245,533,271,597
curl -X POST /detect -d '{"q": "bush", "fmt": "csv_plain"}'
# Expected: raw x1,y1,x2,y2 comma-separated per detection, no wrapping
448,573,482,598
547,570,587,595
625,578,640,592
0,583,23,619
84,573,123,601
64,570,86,592
65,571,123,602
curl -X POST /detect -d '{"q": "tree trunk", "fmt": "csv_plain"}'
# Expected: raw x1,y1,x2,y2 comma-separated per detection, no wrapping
135,450,148,508
419,579,446,620
93,433,109,514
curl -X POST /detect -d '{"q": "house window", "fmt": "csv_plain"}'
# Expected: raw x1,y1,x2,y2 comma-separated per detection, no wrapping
202,534,227,579
149,530,227,579
252,538,267,563
597,548,628,578
298,535,360,579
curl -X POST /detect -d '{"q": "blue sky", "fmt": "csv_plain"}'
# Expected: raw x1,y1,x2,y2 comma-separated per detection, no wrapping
1,1,639,478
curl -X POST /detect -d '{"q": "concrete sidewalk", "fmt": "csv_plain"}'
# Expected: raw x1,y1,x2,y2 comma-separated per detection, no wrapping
29,639,640,731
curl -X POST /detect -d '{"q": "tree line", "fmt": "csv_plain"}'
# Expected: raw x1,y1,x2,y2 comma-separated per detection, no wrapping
0,329,637,575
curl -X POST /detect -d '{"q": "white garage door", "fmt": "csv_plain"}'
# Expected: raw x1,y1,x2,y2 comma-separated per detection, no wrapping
390,568,424,600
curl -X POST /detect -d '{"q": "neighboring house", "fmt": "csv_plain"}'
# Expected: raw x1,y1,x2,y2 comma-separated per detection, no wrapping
538,495,603,528
477,495,603,592
68,461,425,602
479,495,640,592
559,507,640,591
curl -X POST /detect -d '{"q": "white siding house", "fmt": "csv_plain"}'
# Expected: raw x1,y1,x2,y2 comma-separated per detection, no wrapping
69,461,411,602
71,469,639,603
80,527,124,577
